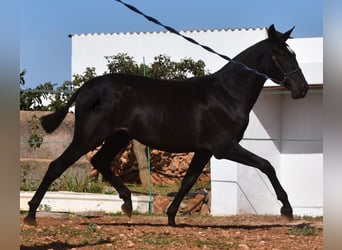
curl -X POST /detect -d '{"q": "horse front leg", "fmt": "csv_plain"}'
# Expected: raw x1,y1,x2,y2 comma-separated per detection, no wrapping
167,149,212,226
220,143,293,219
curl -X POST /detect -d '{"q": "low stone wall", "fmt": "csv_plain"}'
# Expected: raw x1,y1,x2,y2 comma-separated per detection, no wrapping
20,111,89,185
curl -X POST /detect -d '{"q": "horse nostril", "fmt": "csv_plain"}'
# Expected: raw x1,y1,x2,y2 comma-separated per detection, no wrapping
302,85,309,96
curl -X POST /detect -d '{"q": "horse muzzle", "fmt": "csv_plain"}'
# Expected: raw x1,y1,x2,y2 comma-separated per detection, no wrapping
292,84,309,99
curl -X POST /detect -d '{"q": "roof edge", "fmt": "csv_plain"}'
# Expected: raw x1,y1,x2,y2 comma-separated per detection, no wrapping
69,26,266,38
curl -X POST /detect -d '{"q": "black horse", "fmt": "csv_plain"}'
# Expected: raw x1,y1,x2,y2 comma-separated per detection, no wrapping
24,25,308,227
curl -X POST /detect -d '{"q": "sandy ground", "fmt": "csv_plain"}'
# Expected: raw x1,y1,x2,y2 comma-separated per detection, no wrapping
20,213,322,249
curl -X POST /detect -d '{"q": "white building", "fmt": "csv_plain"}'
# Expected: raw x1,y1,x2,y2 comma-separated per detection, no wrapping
70,27,323,217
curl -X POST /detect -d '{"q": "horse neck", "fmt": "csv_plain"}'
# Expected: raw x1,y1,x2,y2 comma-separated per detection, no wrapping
215,40,272,112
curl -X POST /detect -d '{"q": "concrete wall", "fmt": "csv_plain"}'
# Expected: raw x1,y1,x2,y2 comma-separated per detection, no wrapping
20,111,89,184
280,93,323,216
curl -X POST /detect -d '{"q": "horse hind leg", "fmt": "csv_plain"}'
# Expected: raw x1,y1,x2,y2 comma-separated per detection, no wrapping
166,149,212,226
90,131,133,217
23,140,90,226
24,111,113,226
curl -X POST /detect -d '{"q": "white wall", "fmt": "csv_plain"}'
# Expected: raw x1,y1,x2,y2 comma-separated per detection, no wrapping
71,28,266,79
280,93,323,216
211,158,239,215
287,38,323,85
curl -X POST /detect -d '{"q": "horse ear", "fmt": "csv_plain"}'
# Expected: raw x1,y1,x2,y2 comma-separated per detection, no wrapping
267,24,276,38
268,24,276,32
281,26,295,41
267,24,278,44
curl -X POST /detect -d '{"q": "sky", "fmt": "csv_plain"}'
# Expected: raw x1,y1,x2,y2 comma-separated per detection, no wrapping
20,0,323,89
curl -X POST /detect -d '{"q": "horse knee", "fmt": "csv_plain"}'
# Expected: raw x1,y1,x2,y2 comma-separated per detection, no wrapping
258,160,277,176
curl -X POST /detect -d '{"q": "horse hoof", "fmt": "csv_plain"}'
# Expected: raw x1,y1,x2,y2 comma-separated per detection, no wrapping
121,203,132,218
281,207,293,220
167,216,177,227
168,220,177,227
23,216,37,226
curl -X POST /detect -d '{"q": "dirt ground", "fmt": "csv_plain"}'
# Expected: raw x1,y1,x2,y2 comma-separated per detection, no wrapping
20,213,322,250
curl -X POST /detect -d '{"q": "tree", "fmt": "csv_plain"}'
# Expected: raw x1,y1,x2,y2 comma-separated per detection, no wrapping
20,69,47,111
20,68,96,111
105,54,142,75
149,55,207,79
72,67,97,85
20,69,26,85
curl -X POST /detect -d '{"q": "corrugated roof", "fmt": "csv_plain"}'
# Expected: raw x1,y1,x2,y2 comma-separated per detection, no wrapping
69,26,265,38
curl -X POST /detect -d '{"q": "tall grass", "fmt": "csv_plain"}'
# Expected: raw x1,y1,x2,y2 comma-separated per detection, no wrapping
49,174,110,194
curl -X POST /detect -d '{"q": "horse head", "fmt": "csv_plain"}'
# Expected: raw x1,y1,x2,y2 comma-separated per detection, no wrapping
267,24,309,99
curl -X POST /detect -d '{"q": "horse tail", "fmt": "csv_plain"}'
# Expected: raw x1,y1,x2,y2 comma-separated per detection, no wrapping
40,88,81,133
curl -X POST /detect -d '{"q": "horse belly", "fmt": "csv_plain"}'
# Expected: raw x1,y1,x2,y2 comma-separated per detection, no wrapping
127,112,199,153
